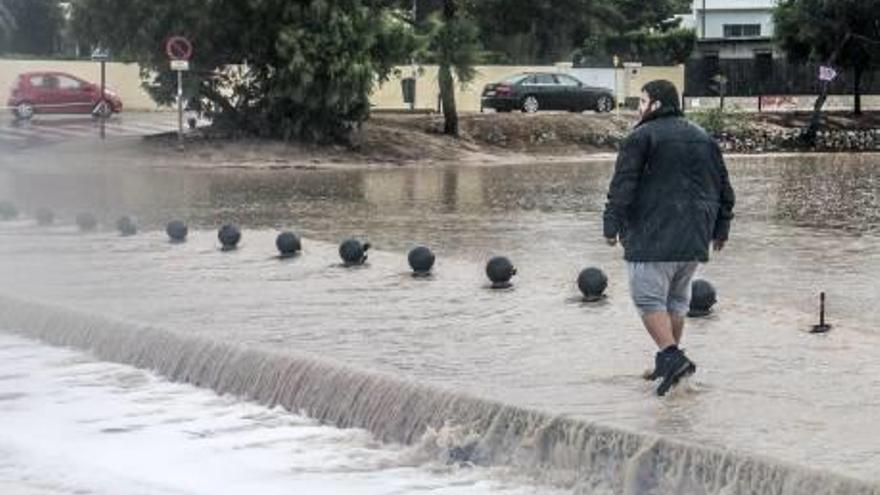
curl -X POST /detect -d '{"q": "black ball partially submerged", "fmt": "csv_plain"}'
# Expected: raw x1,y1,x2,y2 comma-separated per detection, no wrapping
276,231,302,257
116,216,137,236
0,201,18,220
166,220,188,242
35,208,54,226
689,279,717,317
486,256,517,288
577,267,608,301
339,239,370,265
408,246,435,275
218,224,241,250
76,212,98,232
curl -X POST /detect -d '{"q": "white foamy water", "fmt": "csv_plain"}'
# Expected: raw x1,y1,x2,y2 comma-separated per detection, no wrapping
0,333,563,495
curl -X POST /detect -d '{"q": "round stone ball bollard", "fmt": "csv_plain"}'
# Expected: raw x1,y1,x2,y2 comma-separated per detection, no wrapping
166,220,188,242
76,212,98,232
276,231,302,257
689,279,717,317
116,216,138,236
486,256,517,289
408,246,435,275
218,224,241,250
35,207,55,226
577,267,608,302
339,239,370,266
0,201,18,220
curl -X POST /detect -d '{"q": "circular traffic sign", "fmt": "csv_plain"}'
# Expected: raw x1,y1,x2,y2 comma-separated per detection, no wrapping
165,36,193,61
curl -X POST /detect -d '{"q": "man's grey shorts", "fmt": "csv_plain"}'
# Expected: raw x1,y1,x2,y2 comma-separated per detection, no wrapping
626,261,699,316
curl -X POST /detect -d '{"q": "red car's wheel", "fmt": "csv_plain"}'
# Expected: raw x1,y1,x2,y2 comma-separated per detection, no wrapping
13,102,35,120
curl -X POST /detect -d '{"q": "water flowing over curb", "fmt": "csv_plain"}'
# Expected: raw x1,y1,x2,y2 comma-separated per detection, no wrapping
0,295,876,495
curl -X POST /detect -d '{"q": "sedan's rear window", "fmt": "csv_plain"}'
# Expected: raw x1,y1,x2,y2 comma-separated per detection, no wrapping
532,74,557,85
499,74,527,85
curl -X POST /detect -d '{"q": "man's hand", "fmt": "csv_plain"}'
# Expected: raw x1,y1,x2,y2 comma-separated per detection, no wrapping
713,239,726,251
605,236,618,247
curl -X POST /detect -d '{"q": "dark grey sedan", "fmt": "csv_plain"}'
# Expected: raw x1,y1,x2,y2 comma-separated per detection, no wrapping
481,72,615,113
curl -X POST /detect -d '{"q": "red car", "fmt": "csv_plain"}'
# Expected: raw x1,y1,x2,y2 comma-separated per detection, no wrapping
7,71,123,120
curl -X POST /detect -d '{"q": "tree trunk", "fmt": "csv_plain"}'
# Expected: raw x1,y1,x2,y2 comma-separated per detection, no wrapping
804,83,831,145
854,64,863,116
439,63,458,136
440,0,458,136
804,32,852,146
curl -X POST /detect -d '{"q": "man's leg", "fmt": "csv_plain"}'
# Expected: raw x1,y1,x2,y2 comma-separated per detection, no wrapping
668,262,699,345
642,311,676,350
671,313,685,345
628,262,675,349
631,263,697,394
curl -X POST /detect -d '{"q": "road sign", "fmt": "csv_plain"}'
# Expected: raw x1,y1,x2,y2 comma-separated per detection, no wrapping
165,36,193,61
90,47,110,61
170,60,190,71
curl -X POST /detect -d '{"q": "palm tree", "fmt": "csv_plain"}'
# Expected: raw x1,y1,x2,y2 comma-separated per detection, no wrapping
0,0,17,51
425,0,480,136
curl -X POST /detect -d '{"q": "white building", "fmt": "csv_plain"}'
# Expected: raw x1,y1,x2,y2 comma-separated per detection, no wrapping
681,0,781,60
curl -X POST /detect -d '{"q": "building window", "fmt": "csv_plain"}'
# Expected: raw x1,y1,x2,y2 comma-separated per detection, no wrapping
723,24,762,38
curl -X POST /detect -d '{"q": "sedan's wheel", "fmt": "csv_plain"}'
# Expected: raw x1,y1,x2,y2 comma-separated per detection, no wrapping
522,96,539,113
596,95,613,113
14,102,35,120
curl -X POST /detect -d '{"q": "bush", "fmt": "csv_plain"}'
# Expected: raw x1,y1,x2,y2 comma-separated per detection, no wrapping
688,107,750,136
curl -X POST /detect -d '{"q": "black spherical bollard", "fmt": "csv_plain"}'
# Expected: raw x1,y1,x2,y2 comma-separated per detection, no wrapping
116,216,137,236
577,267,608,302
408,246,435,275
218,224,241,250
0,201,18,220
339,239,370,265
276,231,302,257
35,207,54,226
166,220,188,242
486,256,517,288
76,212,98,232
689,279,717,317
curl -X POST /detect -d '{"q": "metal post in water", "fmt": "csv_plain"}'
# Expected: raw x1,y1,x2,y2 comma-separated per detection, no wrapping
811,291,832,333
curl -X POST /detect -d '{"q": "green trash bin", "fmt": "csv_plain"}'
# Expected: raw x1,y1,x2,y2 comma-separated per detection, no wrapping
401,77,416,105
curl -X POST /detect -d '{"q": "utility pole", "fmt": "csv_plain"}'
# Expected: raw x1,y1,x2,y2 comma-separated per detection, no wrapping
702,0,707,39
411,0,417,111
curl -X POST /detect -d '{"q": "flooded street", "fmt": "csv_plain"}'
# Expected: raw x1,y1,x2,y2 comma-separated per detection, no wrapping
1,138,879,491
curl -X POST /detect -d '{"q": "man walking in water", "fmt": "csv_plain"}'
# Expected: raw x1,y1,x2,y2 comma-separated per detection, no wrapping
603,80,735,396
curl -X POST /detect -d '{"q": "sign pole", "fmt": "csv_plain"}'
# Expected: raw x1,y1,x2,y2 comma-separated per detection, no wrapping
91,47,110,138
165,36,193,152
177,70,184,151
100,60,106,111
100,60,107,139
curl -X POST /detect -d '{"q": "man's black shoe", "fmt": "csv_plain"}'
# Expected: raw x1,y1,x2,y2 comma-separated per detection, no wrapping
642,351,666,381
656,348,696,396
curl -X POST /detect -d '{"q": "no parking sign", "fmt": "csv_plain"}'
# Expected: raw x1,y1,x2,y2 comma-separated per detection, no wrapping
165,36,193,61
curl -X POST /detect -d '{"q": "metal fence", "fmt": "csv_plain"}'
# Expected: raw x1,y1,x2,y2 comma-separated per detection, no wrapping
684,59,880,97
